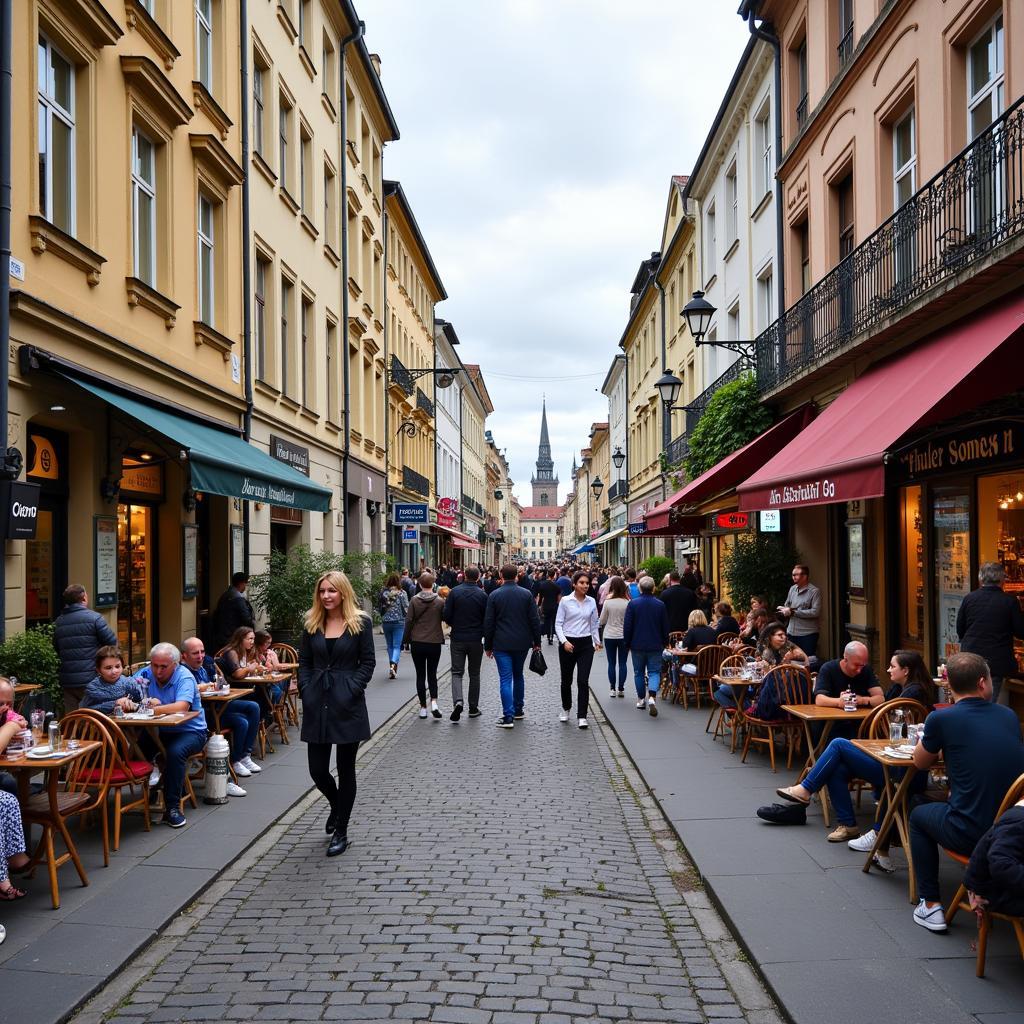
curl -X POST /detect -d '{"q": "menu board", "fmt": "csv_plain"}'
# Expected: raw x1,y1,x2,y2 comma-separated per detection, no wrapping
94,516,118,608
933,491,971,665
182,524,198,599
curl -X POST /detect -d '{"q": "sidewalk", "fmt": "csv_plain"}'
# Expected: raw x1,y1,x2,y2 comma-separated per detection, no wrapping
592,652,1024,1024
0,631,418,1024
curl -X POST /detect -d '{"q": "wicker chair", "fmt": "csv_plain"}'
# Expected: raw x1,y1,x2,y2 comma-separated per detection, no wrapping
740,665,812,772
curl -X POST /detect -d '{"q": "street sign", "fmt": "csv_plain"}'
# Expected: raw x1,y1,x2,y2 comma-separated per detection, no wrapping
759,510,781,533
627,523,646,535
392,502,428,524
712,512,749,531
401,527,418,542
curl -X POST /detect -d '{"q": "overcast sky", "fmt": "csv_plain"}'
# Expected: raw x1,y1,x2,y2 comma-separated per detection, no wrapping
366,1,751,506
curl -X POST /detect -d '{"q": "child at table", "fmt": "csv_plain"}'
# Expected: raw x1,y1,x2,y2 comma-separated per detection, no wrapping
81,647,143,715
964,797,1024,918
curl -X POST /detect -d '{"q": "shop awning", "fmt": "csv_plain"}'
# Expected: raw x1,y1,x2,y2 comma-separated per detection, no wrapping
432,522,483,548
591,526,625,545
572,542,596,554
65,377,333,512
452,537,482,550
737,295,1024,511
644,406,815,531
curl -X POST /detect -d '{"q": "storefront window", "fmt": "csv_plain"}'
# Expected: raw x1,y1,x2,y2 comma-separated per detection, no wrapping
933,487,971,665
978,470,1024,592
898,485,924,647
26,510,54,625
118,504,154,664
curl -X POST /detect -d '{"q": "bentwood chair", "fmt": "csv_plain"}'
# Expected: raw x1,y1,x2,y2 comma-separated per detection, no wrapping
271,642,301,726
706,655,748,739
691,645,733,710
740,665,812,773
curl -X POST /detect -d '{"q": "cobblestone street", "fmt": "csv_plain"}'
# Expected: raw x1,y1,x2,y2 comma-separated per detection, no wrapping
75,658,778,1024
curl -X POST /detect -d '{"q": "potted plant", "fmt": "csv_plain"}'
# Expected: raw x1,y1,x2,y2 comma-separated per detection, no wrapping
638,555,675,590
721,533,802,612
0,624,62,714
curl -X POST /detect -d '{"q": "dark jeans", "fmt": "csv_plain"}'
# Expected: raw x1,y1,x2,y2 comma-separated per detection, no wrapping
159,730,207,811
541,607,557,640
307,741,360,835
604,637,628,689
410,641,442,705
449,640,483,709
493,649,527,720
558,636,594,718
787,632,818,658
221,699,261,762
909,801,976,903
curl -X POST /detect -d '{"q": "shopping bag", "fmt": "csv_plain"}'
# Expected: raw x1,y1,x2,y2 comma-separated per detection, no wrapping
528,648,547,676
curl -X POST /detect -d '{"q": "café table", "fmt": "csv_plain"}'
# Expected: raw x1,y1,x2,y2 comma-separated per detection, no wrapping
851,738,921,903
200,686,255,736
271,663,301,726
247,672,292,748
711,673,764,753
0,740,102,908
13,682,41,710
781,704,872,827
113,711,201,810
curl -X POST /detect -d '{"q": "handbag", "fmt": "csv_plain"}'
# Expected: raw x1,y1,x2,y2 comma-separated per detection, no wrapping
528,648,547,676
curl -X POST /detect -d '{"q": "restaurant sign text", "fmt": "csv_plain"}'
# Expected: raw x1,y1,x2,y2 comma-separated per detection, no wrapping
895,424,1019,483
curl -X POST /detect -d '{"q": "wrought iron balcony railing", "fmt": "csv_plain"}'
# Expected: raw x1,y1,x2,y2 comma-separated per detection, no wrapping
665,434,689,469
837,26,853,69
401,465,429,497
683,357,749,436
389,354,414,396
416,388,434,417
607,479,628,502
755,94,1024,395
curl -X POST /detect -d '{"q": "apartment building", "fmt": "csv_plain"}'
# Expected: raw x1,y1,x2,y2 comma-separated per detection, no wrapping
461,364,492,556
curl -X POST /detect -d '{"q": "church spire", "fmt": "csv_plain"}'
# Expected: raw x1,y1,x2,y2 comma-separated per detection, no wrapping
531,400,559,506
539,399,551,449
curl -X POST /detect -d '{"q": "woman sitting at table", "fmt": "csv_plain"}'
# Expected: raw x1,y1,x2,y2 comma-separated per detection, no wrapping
715,622,809,711
0,791,30,900
82,646,143,714
712,602,741,638
0,678,27,796
736,605,769,648
775,648,932,849
254,631,282,672
681,610,716,651
218,628,281,722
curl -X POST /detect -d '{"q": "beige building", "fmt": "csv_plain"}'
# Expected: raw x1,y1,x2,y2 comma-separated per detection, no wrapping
520,505,561,561
461,365,492,553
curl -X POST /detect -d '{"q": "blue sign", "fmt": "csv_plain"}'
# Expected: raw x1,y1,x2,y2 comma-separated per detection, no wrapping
401,527,418,542
628,522,646,535
393,502,428,524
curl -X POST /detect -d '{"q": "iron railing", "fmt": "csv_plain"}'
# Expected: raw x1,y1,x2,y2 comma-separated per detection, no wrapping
389,354,414,396
837,26,853,69
683,357,751,436
402,465,429,497
416,387,434,417
608,480,628,502
665,434,689,468
756,94,1024,395
796,93,808,130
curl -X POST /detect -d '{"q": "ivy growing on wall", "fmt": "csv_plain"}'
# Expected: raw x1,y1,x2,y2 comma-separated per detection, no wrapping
684,372,772,480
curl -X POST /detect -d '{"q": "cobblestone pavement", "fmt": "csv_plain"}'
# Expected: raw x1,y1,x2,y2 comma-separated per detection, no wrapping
75,660,782,1024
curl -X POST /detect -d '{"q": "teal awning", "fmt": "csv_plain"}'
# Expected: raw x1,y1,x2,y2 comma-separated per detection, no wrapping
66,377,333,513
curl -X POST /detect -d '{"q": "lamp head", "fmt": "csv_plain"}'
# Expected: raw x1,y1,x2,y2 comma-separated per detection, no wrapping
682,290,716,345
654,369,683,408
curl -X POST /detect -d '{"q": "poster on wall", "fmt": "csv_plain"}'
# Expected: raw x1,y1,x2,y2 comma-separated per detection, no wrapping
847,522,865,594
934,492,971,664
230,524,245,578
183,524,199,599
94,516,118,608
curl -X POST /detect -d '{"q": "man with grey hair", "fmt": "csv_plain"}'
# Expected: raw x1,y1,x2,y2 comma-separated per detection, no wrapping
622,576,670,717
956,562,1024,703
135,642,208,828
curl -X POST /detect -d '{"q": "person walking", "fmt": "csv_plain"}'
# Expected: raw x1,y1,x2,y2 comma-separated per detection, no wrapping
555,570,601,729
53,584,117,712
442,566,488,721
405,572,446,720
379,573,409,679
956,562,1024,704
484,564,542,729
599,576,631,698
536,569,562,646
298,570,375,858
623,576,670,717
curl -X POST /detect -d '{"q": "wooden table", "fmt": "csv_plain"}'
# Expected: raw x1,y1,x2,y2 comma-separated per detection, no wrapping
113,711,201,810
0,740,102,908
13,682,41,710
781,704,873,826
851,738,921,903
711,673,764,752
247,673,292,747
200,687,255,735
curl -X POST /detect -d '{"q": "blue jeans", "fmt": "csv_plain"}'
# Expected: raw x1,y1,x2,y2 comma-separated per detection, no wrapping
630,649,661,700
604,638,628,689
382,621,404,665
161,729,208,810
910,801,976,903
713,683,737,709
493,649,527,720
221,699,261,762
788,632,818,658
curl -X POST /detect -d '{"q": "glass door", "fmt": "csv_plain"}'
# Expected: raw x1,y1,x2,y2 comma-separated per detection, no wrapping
117,503,154,664
26,508,55,627
933,486,972,666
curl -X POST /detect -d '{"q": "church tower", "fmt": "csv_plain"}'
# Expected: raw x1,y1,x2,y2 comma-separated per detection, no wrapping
531,400,559,507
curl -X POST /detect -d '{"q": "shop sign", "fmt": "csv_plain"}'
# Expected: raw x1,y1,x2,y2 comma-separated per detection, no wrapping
0,480,41,539
711,512,749,531
93,515,118,608
627,522,646,536
894,424,1020,483
270,435,310,476
437,496,459,529
121,463,164,498
393,502,428,525
182,524,199,599
27,434,59,480
759,510,781,533
230,524,245,577
401,527,418,543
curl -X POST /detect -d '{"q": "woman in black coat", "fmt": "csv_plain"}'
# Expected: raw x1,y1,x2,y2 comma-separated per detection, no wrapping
299,569,375,857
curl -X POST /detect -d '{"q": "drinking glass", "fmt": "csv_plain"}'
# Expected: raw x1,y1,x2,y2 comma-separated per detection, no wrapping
30,708,45,743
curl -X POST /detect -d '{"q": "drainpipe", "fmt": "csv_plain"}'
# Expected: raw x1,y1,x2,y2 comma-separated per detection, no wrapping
382,206,390,560
655,275,669,453
747,11,786,327
239,0,253,571
0,0,12,639
339,20,365,554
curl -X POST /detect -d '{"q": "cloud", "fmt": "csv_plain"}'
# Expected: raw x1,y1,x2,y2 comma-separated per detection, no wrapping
365,0,751,504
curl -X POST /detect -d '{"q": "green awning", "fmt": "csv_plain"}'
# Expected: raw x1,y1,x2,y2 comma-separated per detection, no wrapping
66,377,333,513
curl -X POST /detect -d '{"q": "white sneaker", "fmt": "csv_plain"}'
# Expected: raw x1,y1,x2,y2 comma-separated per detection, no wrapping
418,707,428,719
232,761,252,778
559,710,569,722
578,718,588,729
149,766,162,787
847,829,878,853
913,899,947,932
636,699,646,709
872,852,895,873
610,688,617,698
241,756,262,774
226,781,247,797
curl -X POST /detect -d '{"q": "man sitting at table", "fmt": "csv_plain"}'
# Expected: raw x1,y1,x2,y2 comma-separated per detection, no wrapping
181,637,260,796
0,677,28,796
812,642,883,740
134,643,209,829
909,652,1024,932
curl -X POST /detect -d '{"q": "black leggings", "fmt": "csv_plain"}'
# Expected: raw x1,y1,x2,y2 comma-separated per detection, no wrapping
410,641,442,705
307,741,359,835
558,636,594,718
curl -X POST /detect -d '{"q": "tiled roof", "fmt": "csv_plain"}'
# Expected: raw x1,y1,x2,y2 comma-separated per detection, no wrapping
520,506,563,520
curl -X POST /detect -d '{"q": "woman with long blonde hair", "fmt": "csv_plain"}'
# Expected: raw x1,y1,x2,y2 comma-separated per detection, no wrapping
298,570,375,857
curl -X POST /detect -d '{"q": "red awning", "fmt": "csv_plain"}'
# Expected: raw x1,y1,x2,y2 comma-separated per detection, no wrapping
452,537,482,550
738,295,1024,511
644,406,815,532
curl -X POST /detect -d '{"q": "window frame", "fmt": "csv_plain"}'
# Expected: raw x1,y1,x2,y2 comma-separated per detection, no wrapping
131,127,157,285
755,100,772,198
280,273,293,396
37,33,77,235
892,106,916,210
195,0,213,91
278,93,292,193
252,60,265,157
254,252,269,381
725,162,738,245
967,13,1004,141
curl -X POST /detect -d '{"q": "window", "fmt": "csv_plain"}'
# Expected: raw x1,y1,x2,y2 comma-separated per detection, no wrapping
195,0,212,90
37,34,75,234
755,102,772,197
836,173,854,261
727,304,740,343
280,276,293,395
324,163,337,250
252,60,266,157
298,0,312,52
299,125,312,213
131,129,156,285
796,38,808,129
725,164,738,245
278,94,291,192
837,0,854,68
301,296,313,408
322,32,337,107
798,221,810,294
757,269,773,332
893,108,916,209
967,14,1003,141
255,253,269,380
705,203,716,275
197,194,214,325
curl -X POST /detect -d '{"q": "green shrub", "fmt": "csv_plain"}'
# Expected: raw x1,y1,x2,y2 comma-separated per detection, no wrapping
0,624,62,712
721,533,802,612
685,373,772,480
638,555,675,588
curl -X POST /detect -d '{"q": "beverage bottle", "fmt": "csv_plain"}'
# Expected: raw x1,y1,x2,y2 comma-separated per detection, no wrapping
47,719,60,753
889,709,904,745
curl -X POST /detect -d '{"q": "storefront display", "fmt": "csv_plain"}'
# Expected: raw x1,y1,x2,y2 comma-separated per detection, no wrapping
978,470,1024,603
933,488,971,664
897,485,924,648
117,504,154,664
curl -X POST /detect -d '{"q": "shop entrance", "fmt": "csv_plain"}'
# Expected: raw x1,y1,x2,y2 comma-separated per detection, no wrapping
26,427,69,629
117,503,157,664
270,504,302,554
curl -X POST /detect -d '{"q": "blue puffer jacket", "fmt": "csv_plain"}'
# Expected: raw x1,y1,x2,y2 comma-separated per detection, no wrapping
53,603,118,690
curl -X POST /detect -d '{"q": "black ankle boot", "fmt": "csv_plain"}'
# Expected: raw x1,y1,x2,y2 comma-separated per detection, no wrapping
325,807,339,834
326,831,349,857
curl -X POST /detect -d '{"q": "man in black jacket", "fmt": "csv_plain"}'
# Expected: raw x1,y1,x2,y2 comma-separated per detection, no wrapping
213,573,255,650
53,584,117,711
957,562,1024,703
442,566,489,721
536,569,562,646
659,570,697,633
484,564,542,728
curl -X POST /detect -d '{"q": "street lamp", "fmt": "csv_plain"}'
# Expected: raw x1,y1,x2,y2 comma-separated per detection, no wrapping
654,368,684,452
681,291,755,360
611,446,625,470
590,476,604,500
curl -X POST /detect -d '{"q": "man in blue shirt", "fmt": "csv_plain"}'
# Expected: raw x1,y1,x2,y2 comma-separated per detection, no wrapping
136,643,209,828
910,651,1024,932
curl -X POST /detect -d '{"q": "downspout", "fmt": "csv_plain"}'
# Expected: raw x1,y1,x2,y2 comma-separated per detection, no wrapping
0,0,12,639
655,276,669,452
339,20,365,554
382,206,390,560
239,0,253,571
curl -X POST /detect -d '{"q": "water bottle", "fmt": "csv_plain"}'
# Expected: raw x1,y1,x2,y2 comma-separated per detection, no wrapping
889,709,905,745
47,719,60,753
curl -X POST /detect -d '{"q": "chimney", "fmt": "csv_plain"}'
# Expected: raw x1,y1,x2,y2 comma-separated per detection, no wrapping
369,53,382,76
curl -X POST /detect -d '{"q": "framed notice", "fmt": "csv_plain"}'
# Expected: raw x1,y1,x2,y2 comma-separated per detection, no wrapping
93,515,118,608
847,521,865,596
183,524,199,599
230,524,245,577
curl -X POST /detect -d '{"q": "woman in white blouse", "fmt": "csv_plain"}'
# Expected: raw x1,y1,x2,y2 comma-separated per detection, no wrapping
555,570,602,729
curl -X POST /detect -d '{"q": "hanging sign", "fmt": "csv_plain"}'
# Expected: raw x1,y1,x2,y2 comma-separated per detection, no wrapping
0,481,41,539
712,512,749,531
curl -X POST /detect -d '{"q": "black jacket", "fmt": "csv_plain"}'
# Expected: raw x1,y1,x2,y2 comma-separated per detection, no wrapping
298,618,375,745
484,582,541,652
214,586,255,649
964,806,1024,916
442,582,488,643
659,585,697,633
53,603,118,690
715,616,742,637
956,585,1024,677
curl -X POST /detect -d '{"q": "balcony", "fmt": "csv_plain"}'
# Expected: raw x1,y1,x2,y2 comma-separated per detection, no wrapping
665,434,689,469
683,357,749,436
416,387,434,418
796,93,808,131
837,26,853,69
756,94,1024,397
401,465,429,497
608,479,628,503
389,354,414,397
